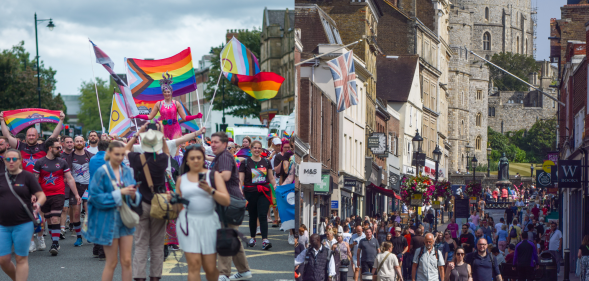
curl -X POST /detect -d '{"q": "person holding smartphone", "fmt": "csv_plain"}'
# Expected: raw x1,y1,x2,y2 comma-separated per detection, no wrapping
83,142,141,281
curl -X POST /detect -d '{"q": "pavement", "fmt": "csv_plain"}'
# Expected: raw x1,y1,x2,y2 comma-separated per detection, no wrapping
20,213,293,281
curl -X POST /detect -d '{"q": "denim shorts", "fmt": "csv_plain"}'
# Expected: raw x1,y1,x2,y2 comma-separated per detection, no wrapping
112,212,134,239
0,222,35,256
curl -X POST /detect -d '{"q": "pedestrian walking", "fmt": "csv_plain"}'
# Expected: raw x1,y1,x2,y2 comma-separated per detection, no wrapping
88,140,111,260
350,225,366,281
459,224,475,253
372,241,403,281
333,233,352,281
512,232,539,281
443,231,458,263
578,235,589,281
358,228,380,275
209,132,253,281
239,140,277,250
464,238,502,281
84,141,142,281
295,234,336,281
495,224,508,252
546,221,563,276
444,247,471,281
411,233,445,281
0,149,46,281
171,144,230,281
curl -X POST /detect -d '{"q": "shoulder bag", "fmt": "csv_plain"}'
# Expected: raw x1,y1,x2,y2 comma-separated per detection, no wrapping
216,202,242,256
140,154,177,220
374,252,391,279
102,164,139,228
5,173,40,227
216,158,247,225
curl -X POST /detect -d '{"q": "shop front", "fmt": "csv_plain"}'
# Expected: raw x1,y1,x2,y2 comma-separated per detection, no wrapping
341,177,362,219
313,173,332,233
366,162,383,217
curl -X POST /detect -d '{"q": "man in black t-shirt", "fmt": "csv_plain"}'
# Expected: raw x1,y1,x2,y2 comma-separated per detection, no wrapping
459,224,476,253
210,131,252,280
59,135,74,238
390,227,408,267
505,202,515,226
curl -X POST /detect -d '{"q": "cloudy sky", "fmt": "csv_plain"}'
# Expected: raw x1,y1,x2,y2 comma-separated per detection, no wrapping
0,0,293,97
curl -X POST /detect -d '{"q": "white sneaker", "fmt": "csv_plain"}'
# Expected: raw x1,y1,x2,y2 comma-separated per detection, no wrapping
288,233,295,245
230,271,252,280
29,241,36,253
37,236,46,251
256,227,261,235
218,275,230,281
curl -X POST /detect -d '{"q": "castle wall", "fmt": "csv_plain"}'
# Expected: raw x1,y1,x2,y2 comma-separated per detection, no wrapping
488,91,558,133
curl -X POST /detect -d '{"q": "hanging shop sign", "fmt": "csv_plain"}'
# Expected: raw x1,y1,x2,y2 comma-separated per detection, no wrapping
558,160,581,188
455,198,470,219
314,174,330,193
469,197,477,204
432,201,441,209
536,171,552,188
369,132,388,157
299,162,322,184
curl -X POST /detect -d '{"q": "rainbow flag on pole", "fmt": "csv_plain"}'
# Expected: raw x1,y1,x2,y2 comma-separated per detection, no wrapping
220,37,284,101
126,48,197,101
3,109,61,134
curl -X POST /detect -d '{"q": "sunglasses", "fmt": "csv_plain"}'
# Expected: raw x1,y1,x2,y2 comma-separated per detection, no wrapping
456,253,465,256
3,157,20,162
53,146,62,150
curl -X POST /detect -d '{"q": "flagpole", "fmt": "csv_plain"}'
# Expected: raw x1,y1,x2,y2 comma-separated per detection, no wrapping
122,57,141,134
294,39,363,66
88,39,105,132
190,62,203,130
204,42,232,125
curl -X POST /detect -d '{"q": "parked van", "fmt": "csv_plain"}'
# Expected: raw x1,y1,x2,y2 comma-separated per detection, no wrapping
226,124,269,148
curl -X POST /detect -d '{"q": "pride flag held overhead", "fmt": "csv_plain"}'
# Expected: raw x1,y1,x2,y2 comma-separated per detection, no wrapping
3,109,61,134
109,93,132,137
126,48,197,101
220,37,284,101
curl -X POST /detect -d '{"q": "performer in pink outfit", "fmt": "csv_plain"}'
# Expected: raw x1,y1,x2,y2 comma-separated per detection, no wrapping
132,72,202,139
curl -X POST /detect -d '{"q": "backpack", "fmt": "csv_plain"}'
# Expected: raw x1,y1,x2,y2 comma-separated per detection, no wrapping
415,246,440,274
509,226,517,238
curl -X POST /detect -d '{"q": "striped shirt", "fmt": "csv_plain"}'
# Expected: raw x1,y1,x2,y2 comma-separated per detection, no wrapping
212,149,244,199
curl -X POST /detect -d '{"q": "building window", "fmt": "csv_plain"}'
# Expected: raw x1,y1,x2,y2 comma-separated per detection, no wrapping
525,38,528,54
476,113,482,126
483,32,491,51
461,120,465,135
485,7,489,21
488,106,495,117
516,37,520,54
476,136,482,150
476,90,482,100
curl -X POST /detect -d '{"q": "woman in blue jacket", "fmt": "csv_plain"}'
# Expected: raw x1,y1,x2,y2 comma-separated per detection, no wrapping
82,141,141,281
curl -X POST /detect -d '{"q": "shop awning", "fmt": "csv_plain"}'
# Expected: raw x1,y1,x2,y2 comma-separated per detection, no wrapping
367,183,402,200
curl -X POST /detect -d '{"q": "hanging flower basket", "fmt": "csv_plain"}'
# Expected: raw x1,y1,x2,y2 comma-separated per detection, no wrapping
400,174,436,206
464,182,483,198
434,180,452,199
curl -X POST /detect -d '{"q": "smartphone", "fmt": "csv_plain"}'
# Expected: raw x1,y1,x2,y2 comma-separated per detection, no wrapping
147,123,158,131
134,181,142,188
198,173,206,181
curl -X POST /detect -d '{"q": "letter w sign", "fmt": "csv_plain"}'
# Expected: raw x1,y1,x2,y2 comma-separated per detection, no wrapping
558,160,582,188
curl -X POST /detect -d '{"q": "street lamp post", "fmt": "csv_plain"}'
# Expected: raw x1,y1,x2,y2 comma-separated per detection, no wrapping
432,145,442,230
34,13,55,108
412,130,423,227
472,155,479,203
487,147,492,177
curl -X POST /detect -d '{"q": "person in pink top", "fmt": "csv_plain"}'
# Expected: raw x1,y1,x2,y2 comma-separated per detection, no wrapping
470,210,480,226
133,72,202,139
446,217,459,239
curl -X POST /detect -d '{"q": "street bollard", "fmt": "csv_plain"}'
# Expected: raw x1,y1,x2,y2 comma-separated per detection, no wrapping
339,265,349,281
361,272,373,280
564,249,570,281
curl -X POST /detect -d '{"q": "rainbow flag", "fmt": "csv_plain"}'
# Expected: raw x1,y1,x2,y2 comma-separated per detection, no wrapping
3,109,61,134
220,37,284,101
126,48,196,101
225,72,284,101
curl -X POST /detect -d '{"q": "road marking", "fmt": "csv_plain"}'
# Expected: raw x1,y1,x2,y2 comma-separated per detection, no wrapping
244,250,292,258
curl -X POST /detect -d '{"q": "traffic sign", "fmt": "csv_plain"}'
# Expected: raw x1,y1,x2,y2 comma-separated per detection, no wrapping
411,194,423,206
469,197,477,203
432,201,441,209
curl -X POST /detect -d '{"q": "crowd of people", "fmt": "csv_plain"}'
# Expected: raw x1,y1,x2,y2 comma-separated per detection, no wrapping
294,184,589,281
0,109,296,281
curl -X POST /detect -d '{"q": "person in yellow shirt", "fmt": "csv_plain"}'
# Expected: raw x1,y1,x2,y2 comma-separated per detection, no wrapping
508,219,522,245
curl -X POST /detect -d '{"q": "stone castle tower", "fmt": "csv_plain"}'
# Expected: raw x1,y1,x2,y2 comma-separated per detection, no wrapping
447,0,534,173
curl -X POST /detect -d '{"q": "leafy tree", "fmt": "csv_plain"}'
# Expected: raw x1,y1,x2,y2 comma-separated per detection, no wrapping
77,78,113,135
203,28,262,118
523,117,557,163
488,52,540,91
488,126,510,155
0,41,66,133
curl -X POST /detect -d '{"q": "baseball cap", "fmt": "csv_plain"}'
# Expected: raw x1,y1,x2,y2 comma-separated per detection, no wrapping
272,137,282,145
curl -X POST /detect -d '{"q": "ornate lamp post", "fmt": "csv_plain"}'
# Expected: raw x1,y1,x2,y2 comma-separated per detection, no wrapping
432,144,442,230
412,129,423,226
471,155,478,184
34,13,55,108
487,147,492,177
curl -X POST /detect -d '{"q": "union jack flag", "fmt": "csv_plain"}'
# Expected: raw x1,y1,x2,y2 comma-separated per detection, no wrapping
327,50,358,112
